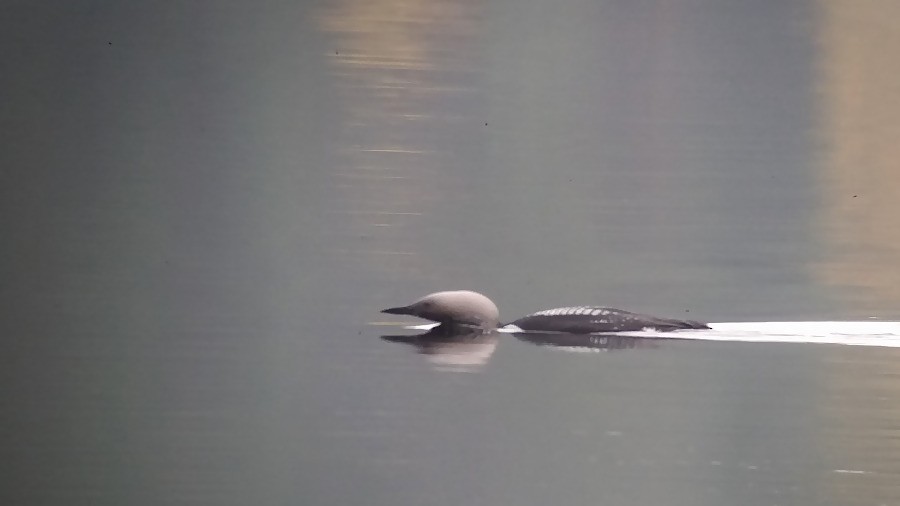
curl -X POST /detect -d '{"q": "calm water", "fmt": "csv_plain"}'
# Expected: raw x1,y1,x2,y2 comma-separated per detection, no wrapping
3,1,900,505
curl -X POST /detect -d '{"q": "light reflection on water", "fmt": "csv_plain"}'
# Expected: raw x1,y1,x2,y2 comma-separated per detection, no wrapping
316,0,486,288
814,0,900,316
812,5,900,501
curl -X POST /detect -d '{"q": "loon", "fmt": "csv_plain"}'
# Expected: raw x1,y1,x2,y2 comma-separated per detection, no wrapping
382,290,709,334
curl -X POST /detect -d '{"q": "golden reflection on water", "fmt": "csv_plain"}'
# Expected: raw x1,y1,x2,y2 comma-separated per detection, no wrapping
816,4,900,502
815,0,900,316
316,0,482,283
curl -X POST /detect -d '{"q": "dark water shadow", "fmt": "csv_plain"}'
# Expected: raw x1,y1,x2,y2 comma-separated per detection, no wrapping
510,331,657,352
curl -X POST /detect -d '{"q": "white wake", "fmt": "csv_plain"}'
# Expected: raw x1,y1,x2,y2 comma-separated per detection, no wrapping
404,321,900,348
611,321,900,347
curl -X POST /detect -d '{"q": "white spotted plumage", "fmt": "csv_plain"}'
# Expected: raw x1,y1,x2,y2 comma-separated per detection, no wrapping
531,306,613,318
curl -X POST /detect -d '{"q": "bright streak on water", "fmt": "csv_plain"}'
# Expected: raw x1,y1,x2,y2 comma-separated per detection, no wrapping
403,321,900,347
589,321,900,347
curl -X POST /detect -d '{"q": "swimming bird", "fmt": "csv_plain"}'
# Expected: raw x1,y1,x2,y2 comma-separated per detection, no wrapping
382,290,709,334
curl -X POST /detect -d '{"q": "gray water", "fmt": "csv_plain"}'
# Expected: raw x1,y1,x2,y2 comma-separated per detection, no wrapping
3,1,900,505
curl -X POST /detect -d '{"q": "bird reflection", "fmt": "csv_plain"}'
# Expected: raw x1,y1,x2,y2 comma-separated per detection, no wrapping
382,325,656,371
511,331,656,352
381,327,499,372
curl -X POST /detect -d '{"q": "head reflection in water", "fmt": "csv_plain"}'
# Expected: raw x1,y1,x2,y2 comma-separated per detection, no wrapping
380,328,500,373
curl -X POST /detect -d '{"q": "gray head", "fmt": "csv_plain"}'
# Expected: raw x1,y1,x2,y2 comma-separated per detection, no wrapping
381,290,500,329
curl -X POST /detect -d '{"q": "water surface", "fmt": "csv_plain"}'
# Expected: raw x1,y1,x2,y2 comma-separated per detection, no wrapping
3,1,900,505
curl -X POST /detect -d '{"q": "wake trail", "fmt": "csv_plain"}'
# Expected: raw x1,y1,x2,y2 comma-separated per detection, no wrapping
611,321,900,348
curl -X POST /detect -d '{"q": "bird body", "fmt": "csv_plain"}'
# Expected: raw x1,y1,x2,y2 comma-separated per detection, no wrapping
383,291,708,334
